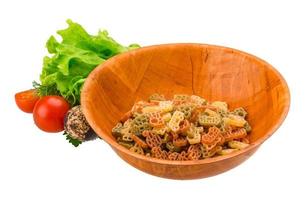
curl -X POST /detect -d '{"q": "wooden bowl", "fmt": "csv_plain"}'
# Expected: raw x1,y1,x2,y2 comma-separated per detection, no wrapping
81,44,290,179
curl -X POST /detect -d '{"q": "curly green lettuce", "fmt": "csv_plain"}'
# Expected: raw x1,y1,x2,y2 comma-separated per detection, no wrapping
38,19,140,105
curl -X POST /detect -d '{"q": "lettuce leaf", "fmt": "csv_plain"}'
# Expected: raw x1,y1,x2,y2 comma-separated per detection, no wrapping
39,19,140,105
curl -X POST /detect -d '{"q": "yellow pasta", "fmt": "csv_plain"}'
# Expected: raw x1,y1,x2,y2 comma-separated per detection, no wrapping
121,119,134,141
190,95,207,106
211,101,228,112
204,108,219,117
187,131,201,144
228,141,249,150
162,132,171,143
141,100,174,114
152,125,170,135
129,144,144,155
223,114,246,127
162,112,172,122
167,111,185,132
113,93,252,161
142,105,161,113
123,118,133,127
122,131,133,142
197,126,204,133
158,100,174,113
198,115,221,126
186,124,201,144
216,148,239,155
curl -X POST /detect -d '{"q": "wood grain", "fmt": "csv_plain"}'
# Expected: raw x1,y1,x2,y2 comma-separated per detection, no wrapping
81,44,290,179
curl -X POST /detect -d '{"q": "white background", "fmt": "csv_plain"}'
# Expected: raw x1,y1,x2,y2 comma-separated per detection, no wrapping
0,0,306,199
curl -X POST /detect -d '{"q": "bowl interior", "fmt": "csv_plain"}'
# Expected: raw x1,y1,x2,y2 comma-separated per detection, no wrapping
82,44,289,149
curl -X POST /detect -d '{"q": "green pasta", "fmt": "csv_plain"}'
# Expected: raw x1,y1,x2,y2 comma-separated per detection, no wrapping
118,141,134,149
176,104,194,119
232,107,248,118
173,94,190,101
112,94,252,161
166,142,181,152
111,122,123,138
149,93,166,101
244,122,252,132
130,114,151,136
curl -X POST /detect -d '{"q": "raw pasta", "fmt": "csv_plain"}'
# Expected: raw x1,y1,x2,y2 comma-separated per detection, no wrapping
112,94,252,161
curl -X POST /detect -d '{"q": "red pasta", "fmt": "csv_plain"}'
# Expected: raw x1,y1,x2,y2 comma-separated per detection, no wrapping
173,136,188,147
187,144,202,160
224,128,247,142
112,94,252,160
178,119,190,134
151,146,168,160
145,131,162,148
131,134,148,149
148,112,164,127
168,152,180,160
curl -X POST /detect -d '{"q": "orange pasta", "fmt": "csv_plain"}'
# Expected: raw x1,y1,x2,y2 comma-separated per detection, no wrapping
112,94,252,160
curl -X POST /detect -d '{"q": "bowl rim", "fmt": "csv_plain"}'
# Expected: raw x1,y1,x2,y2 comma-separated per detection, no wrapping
81,43,291,165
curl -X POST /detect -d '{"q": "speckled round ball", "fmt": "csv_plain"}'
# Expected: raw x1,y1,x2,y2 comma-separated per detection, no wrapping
64,105,91,141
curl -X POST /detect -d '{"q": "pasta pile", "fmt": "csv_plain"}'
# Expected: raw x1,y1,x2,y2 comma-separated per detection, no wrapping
112,94,252,161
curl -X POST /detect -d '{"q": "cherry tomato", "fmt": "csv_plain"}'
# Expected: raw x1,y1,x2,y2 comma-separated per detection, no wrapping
15,89,40,113
33,96,70,133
